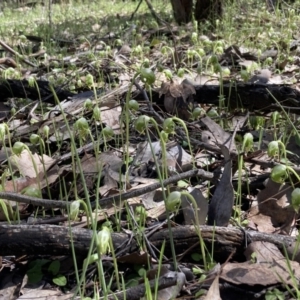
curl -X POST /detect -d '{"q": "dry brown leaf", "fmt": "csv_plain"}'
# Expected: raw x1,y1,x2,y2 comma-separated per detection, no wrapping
158,81,170,98
182,187,208,225
221,261,279,286
201,116,237,152
0,175,43,220
244,241,283,263
169,81,182,98
146,202,166,219
100,105,122,134
117,44,131,55
79,153,100,173
244,241,300,287
204,275,221,300
9,150,55,178
98,166,118,197
249,69,271,84
4,176,39,193
134,141,193,175
18,289,74,299
248,179,295,233
158,80,195,120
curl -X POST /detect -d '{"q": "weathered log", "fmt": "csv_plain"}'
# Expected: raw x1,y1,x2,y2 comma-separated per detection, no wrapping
0,79,74,103
0,225,297,262
150,82,300,113
2,79,300,113
192,83,300,111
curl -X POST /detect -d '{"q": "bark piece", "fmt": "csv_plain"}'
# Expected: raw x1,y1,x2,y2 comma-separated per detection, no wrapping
207,145,234,226
153,83,300,113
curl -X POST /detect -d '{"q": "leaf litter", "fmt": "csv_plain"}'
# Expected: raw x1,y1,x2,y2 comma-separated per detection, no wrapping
1,1,300,299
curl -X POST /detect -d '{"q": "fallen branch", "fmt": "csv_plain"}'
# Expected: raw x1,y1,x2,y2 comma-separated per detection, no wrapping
151,82,300,112
0,168,214,209
0,40,37,68
0,79,73,103
0,224,297,261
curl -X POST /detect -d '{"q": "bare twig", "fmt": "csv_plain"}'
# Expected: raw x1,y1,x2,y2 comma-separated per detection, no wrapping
0,40,37,68
0,168,214,209
130,0,144,21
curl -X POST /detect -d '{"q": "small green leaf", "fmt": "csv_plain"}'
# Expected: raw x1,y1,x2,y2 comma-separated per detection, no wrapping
134,265,146,277
191,253,202,261
28,259,49,269
177,180,189,188
192,267,205,275
125,276,139,288
48,260,60,276
150,38,161,47
195,289,207,297
265,289,283,300
83,253,99,267
27,259,49,283
53,274,67,286
27,270,43,283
